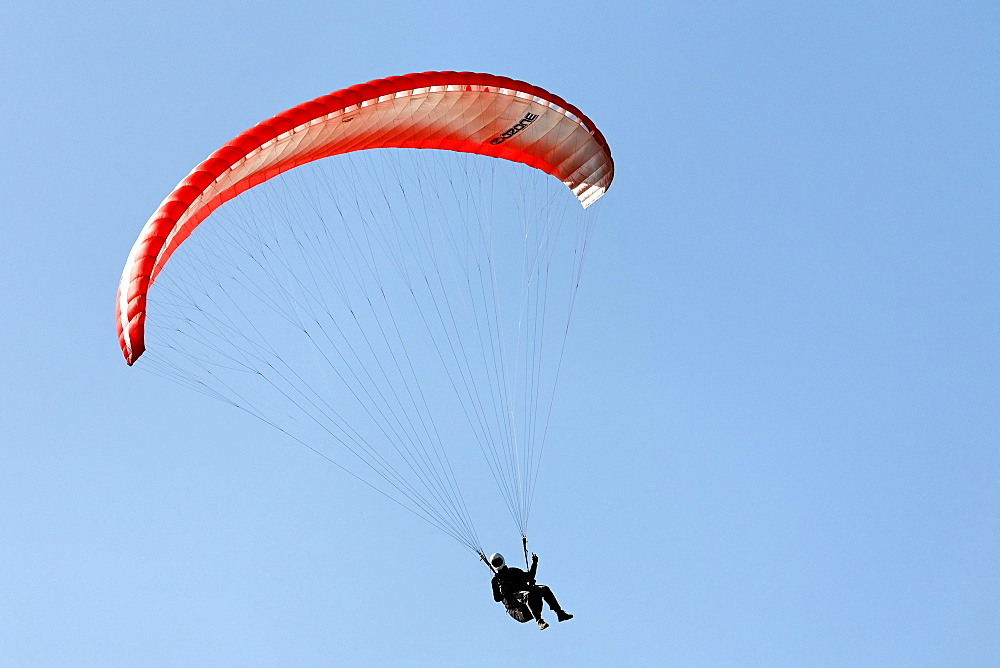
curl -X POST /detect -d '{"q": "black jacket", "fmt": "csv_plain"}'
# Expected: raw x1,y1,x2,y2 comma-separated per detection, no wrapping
491,563,537,602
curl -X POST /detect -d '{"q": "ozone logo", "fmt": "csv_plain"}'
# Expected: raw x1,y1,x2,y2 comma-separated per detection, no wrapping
489,112,540,145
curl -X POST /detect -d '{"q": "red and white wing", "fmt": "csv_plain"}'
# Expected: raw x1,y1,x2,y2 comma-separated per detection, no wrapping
117,71,614,364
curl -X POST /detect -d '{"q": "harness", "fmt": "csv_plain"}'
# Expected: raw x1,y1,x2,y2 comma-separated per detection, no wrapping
481,536,535,623
503,598,533,623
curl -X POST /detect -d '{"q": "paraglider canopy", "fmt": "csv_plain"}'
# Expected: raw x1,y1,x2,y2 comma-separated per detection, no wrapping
116,71,614,366
117,70,613,556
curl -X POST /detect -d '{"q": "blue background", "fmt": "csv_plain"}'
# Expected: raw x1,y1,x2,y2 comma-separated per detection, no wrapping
2,1,997,665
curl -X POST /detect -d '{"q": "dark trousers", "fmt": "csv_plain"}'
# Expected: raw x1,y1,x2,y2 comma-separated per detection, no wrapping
515,585,562,622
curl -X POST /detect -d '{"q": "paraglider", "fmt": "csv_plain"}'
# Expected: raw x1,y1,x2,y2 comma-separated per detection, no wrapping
488,551,573,630
116,71,613,621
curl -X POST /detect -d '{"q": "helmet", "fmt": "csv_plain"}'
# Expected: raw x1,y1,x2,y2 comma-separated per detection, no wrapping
489,553,506,569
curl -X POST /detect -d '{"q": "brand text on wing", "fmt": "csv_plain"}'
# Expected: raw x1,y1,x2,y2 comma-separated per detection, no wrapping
489,112,540,145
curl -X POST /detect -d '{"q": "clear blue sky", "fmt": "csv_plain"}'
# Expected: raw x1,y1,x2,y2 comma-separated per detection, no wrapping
2,1,998,665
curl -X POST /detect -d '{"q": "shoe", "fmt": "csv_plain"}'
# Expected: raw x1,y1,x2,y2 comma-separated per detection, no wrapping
556,610,574,622
537,620,549,630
